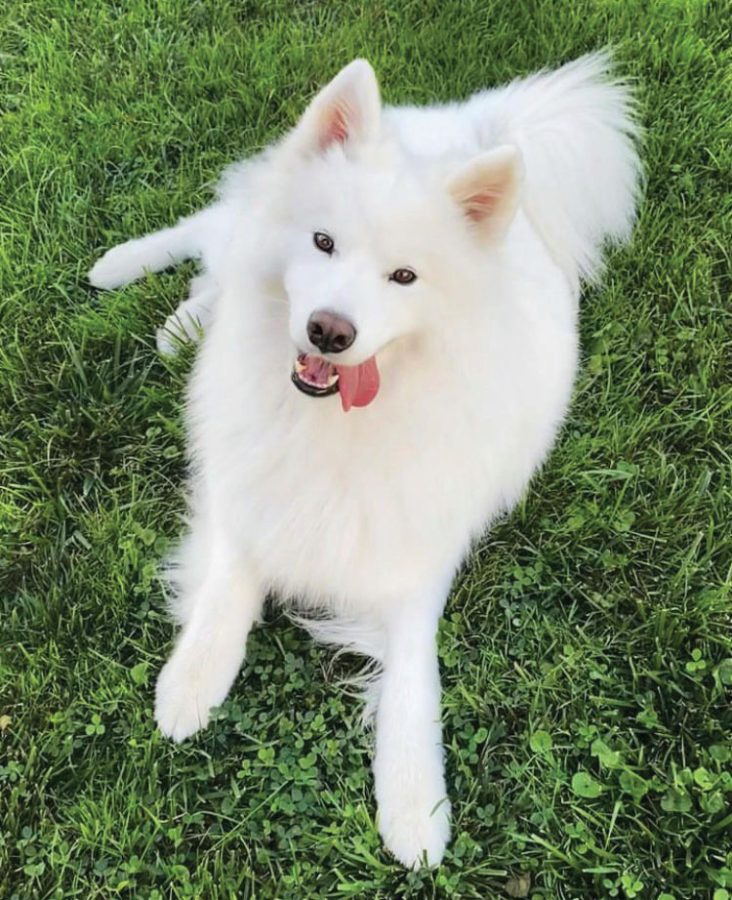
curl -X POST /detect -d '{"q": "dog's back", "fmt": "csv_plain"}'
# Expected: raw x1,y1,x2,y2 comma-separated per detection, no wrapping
388,52,640,290
91,53,640,304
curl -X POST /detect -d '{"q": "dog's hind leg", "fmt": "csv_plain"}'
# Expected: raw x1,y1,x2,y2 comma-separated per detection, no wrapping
155,519,262,743
156,273,218,356
88,205,221,290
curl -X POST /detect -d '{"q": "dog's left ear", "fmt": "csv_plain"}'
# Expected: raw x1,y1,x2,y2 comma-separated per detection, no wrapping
292,59,381,153
448,146,523,240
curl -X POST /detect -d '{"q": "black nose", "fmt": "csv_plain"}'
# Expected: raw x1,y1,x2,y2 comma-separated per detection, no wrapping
307,310,357,354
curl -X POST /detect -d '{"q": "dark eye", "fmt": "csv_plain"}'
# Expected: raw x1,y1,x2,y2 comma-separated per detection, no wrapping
390,267,417,285
313,232,334,254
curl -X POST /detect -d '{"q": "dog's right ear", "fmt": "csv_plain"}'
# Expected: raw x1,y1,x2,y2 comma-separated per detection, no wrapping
290,60,381,153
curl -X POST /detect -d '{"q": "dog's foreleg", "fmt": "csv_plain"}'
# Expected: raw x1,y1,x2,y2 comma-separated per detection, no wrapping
155,528,262,743
373,591,451,868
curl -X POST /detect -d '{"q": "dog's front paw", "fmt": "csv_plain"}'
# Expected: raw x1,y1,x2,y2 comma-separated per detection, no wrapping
376,768,451,868
154,654,222,743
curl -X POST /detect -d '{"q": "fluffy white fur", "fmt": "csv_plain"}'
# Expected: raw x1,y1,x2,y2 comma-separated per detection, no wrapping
89,53,640,867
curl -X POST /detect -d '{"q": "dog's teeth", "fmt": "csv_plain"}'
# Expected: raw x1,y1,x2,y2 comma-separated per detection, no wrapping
294,358,338,390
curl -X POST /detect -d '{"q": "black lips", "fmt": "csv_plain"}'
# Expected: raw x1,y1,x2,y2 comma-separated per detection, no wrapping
291,368,339,398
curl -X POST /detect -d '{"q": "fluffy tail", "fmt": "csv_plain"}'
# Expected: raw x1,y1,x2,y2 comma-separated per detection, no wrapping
88,208,213,290
474,50,642,284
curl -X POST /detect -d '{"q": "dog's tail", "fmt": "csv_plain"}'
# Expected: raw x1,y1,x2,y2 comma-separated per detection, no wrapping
476,50,642,285
88,207,215,290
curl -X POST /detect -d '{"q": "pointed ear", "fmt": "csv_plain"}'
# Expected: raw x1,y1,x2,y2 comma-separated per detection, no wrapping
448,146,523,239
292,59,381,153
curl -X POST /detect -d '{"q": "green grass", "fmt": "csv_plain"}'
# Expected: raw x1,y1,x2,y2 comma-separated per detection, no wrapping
1,1,731,897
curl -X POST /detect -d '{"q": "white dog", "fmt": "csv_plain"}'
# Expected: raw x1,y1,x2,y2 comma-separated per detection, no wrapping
89,53,640,867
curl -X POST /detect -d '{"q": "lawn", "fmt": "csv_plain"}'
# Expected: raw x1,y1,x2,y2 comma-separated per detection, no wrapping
1,1,731,897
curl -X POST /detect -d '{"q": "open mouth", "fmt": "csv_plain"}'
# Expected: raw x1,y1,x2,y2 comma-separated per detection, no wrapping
291,353,381,412
292,354,340,398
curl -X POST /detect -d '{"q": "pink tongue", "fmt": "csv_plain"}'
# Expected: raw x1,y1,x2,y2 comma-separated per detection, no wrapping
335,356,380,412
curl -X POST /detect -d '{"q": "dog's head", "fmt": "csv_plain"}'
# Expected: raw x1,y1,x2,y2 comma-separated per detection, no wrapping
273,60,523,411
